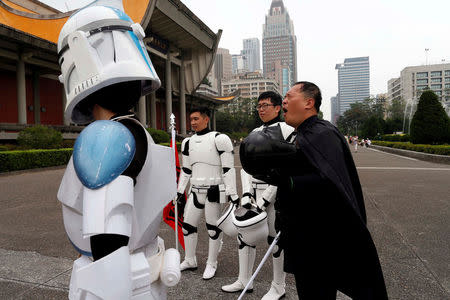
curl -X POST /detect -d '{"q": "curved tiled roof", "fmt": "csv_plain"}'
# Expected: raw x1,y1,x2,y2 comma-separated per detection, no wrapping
0,0,150,44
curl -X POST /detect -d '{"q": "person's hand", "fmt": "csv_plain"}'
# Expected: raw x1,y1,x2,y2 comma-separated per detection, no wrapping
228,194,240,205
256,197,270,212
275,210,283,233
174,192,184,204
240,193,254,208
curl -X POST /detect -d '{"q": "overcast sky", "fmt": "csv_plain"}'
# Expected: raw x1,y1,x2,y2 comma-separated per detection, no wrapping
42,0,450,120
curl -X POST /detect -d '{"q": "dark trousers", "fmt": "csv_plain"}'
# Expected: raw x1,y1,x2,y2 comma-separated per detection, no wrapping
294,272,337,300
294,272,379,300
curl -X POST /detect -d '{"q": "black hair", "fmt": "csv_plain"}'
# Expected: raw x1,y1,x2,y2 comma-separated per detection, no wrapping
190,106,210,118
257,91,282,106
294,81,322,112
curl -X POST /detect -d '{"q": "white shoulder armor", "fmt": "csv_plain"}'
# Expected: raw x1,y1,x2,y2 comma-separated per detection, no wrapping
215,133,234,152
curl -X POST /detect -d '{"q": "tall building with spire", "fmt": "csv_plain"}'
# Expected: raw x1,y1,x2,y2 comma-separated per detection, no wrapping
262,0,297,95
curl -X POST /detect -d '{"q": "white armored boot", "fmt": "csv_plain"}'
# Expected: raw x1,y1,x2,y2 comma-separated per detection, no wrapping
261,252,286,300
203,235,223,280
221,246,256,293
180,233,198,271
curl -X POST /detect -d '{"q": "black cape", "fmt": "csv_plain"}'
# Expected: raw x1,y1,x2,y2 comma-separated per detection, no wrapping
240,116,388,299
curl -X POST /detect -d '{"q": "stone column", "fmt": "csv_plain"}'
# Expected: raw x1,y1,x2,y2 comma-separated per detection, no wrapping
32,71,40,124
17,57,27,124
211,108,216,131
138,95,147,126
165,53,172,132
150,92,157,129
179,59,186,135
62,85,69,125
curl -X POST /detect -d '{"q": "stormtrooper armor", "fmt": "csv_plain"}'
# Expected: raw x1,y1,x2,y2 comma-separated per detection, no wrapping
177,130,238,280
57,2,179,299
222,121,294,299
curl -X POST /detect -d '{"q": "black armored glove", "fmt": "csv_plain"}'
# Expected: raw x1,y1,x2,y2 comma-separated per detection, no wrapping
175,192,184,203
228,195,240,205
240,125,296,182
240,192,255,209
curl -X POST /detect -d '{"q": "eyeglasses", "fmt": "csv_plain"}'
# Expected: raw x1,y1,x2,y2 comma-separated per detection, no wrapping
256,103,275,110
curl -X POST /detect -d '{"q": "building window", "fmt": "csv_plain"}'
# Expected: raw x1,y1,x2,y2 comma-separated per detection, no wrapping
431,84,442,90
417,85,428,90
431,71,442,77
417,79,428,84
416,72,428,78
431,78,442,83
445,83,450,89
445,70,450,76
445,77,450,82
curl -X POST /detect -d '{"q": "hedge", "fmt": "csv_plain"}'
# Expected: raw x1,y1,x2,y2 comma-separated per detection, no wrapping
372,141,450,155
159,142,182,149
378,134,410,142
147,128,170,144
0,141,182,173
0,149,73,173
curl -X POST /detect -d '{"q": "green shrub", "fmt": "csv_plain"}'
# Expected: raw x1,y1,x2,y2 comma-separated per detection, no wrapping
159,142,182,149
228,131,248,142
17,125,63,149
0,149,73,172
0,146,8,152
147,128,170,144
372,141,450,155
380,134,410,142
62,140,76,148
410,90,450,144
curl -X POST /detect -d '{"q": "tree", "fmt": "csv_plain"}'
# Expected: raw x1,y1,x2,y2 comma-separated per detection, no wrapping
361,116,385,138
410,90,450,144
201,77,212,87
318,110,323,120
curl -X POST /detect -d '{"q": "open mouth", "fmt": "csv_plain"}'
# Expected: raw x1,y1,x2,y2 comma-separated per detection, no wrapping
283,108,288,113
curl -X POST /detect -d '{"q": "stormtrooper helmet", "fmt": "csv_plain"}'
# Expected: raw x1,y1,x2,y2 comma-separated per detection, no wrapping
57,1,160,124
217,203,238,238
232,206,268,247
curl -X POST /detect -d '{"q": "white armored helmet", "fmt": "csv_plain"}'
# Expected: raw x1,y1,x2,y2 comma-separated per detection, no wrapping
57,0,160,124
217,203,239,238
232,206,268,247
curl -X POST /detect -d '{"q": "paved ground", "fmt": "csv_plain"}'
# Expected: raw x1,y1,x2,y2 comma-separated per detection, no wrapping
0,145,449,299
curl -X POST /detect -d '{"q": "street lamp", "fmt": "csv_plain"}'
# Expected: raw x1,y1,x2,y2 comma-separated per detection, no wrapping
425,48,430,65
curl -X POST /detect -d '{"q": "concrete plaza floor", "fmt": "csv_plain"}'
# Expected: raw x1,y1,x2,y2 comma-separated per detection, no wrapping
0,146,449,299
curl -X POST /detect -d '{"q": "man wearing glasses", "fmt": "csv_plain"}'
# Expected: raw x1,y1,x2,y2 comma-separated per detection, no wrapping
221,91,294,300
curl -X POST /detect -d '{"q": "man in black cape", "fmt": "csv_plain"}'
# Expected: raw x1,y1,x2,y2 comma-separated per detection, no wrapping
240,81,388,299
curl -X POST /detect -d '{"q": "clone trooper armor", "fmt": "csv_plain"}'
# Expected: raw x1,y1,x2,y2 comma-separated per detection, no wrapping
222,120,295,300
56,2,179,299
177,128,238,280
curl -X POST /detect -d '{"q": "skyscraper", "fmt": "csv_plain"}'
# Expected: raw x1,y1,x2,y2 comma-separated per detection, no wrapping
262,0,297,90
231,54,248,74
330,95,340,125
214,48,233,96
335,57,370,115
242,38,260,72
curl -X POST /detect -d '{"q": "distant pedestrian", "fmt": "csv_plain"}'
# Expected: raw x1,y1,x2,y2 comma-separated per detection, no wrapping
353,136,358,152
